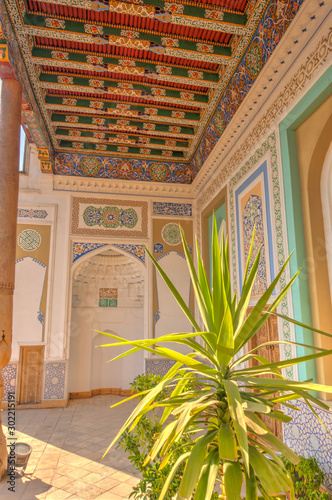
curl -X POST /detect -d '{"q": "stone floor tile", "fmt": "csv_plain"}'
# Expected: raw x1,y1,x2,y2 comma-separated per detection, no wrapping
1,395,140,500
50,474,75,488
80,472,106,485
110,471,134,482
94,493,123,500
45,487,73,499
56,464,79,476
32,471,55,481
82,462,105,473
125,476,141,487
61,479,90,495
66,468,90,481
109,483,135,497
36,461,59,470
73,484,105,500
94,476,120,491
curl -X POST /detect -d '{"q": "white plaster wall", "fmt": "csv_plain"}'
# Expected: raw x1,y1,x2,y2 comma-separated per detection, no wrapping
12,257,46,357
69,307,144,392
68,251,144,392
15,143,71,364
155,252,192,355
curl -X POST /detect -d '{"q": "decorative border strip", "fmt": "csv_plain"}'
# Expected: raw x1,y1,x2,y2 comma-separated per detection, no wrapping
113,244,146,264
55,153,192,184
72,242,108,263
229,133,295,379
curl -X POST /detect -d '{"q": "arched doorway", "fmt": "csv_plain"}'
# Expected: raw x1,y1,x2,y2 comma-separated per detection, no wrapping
321,142,332,303
68,248,145,396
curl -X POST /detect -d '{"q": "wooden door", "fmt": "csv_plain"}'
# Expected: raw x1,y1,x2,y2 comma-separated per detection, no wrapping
248,312,283,439
19,346,44,404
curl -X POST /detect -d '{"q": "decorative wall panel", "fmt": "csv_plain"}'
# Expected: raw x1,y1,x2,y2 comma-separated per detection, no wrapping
43,362,66,400
17,208,48,219
234,160,275,297
1,364,17,402
153,202,192,217
153,218,193,345
72,197,148,237
284,400,332,490
229,134,295,380
14,224,51,343
146,359,175,377
19,346,44,404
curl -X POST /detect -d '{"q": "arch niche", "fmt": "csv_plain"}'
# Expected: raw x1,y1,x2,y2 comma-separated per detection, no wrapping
295,95,332,394
68,245,145,396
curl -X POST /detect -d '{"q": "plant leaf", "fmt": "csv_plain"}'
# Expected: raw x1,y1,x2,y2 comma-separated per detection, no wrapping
218,423,237,461
245,464,258,500
216,303,234,370
223,460,243,500
224,379,249,474
178,430,217,499
249,445,283,496
260,432,300,465
159,452,190,500
194,448,220,500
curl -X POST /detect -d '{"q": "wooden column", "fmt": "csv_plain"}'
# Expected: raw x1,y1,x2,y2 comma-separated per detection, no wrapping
0,78,22,479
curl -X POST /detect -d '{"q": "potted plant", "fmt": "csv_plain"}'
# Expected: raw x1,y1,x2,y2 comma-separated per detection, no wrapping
282,456,330,499
99,217,332,499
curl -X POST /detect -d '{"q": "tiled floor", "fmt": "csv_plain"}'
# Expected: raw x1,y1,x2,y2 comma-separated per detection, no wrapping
0,395,141,500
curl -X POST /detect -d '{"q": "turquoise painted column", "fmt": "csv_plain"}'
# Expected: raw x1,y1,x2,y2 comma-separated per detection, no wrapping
0,78,22,479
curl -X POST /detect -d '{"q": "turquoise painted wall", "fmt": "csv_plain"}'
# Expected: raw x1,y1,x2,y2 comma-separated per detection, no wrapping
279,67,332,383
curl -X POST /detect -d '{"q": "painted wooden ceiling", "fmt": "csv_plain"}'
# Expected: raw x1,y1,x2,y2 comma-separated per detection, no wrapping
1,0,303,181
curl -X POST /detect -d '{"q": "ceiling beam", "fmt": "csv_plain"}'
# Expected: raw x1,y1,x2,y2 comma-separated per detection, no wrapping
52,121,195,139
25,0,247,35
38,77,209,108
24,24,232,64
45,95,200,120
55,126,190,147
57,141,185,158
45,104,200,126
50,112,196,137
55,134,188,151
38,70,209,103
32,54,219,89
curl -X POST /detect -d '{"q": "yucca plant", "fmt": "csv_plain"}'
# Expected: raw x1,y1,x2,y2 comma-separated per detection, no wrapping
99,217,332,500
